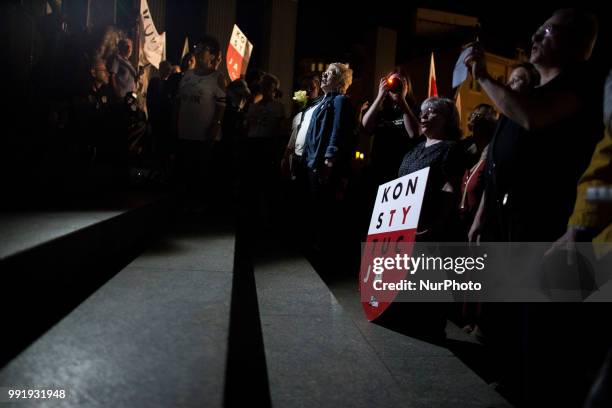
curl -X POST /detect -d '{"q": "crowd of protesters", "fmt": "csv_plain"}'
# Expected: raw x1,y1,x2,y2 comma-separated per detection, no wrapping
278,8,612,407
9,6,612,407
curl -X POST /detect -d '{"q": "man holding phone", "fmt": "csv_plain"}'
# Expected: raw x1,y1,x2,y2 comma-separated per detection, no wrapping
464,8,602,242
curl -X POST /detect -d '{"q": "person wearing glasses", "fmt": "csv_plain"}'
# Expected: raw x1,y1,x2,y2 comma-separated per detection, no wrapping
301,63,355,254
464,10,604,406
464,9,602,243
395,97,464,340
398,97,464,242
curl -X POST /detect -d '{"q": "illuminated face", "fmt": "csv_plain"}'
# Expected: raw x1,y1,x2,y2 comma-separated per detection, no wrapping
507,67,532,92
530,14,569,67
419,106,446,139
321,67,341,93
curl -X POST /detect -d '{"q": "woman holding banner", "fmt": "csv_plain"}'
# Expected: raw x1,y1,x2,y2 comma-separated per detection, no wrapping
398,97,464,242
385,97,464,342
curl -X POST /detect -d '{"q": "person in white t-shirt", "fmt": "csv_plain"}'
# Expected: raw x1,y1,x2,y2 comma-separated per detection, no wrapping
174,36,227,209
176,42,226,142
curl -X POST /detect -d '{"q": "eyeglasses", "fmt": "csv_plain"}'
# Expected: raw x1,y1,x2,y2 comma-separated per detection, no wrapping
420,108,440,119
469,112,486,120
507,77,523,87
534,23,564,39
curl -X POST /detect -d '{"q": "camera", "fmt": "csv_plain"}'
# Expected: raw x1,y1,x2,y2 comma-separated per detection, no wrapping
387,76,403,94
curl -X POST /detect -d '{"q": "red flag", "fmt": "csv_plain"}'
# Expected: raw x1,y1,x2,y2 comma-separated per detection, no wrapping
428,52,438,98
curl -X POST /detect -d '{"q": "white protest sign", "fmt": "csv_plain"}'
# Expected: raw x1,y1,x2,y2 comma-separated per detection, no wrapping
367,167,430,235
140,0,165,69
361,167,430,321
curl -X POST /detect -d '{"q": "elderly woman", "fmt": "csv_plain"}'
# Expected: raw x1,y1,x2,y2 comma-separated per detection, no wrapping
303,62,355,192
302,62,355,252
398,97,464,242
303,62,354,187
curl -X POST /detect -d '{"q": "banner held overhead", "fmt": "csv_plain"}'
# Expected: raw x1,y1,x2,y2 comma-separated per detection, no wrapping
226,25,253,81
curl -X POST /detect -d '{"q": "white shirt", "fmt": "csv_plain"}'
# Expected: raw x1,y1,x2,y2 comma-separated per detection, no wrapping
177,70,225,141
293,102,320,156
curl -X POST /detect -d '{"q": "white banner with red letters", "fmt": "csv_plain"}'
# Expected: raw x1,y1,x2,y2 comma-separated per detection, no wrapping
360,167,429,321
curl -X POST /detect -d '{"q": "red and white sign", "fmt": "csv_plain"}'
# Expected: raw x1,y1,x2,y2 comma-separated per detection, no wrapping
360,167,429,321
226,25,253,81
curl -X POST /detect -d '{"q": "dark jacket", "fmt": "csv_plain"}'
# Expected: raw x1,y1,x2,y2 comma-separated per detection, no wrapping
303,92,355,169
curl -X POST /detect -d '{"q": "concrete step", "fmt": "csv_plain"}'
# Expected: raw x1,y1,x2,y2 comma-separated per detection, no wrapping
0,216,236,408
328,280,513,408
0,192,173,366
253,250,406,408
253,243,513,408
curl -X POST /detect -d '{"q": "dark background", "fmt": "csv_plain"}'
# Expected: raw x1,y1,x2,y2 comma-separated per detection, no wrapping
160,0,611,98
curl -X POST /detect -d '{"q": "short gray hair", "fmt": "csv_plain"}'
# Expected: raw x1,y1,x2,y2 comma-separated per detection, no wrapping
421,97,462,140
328,62,353,93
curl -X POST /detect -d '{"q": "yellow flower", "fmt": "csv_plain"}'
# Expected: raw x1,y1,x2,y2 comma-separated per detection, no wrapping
292,90,308,107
